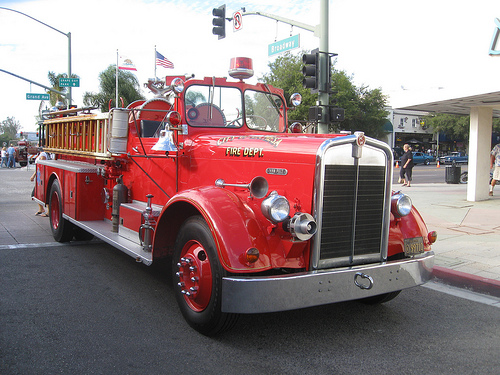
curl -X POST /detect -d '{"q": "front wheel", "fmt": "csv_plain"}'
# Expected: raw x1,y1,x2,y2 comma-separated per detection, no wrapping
172,216,238,336
460,171,468,184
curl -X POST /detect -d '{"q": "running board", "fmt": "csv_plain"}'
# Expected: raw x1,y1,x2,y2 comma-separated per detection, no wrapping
63,215,153,265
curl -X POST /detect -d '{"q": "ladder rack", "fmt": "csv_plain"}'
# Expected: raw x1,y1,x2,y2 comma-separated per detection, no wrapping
43,113,111,159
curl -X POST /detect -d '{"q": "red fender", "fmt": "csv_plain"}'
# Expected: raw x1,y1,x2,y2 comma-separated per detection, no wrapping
157,186,273,273
388,206,432,258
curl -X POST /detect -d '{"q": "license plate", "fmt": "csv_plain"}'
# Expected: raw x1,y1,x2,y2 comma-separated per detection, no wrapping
404,237,424,255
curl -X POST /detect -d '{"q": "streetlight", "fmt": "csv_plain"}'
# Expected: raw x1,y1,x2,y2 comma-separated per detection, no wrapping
0,7,72,105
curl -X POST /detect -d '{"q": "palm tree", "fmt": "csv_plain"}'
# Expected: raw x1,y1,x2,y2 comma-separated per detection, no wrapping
47,71,79,108
83,65,145,112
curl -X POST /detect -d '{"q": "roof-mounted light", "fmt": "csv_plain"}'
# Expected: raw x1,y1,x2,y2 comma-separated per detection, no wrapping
229,57,254,80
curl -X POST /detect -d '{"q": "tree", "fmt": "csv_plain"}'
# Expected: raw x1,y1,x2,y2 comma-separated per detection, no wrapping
47,71,79,107
259,51,389,138
0,117,21,145
83,65,145,112
425,113,500,143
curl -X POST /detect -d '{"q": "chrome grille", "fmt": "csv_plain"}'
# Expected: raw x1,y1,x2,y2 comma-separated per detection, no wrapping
312,137,391,270
320,165,385,260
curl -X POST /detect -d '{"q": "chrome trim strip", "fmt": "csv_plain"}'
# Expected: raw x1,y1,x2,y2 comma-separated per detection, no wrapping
221,252,434,314
38,159,103,174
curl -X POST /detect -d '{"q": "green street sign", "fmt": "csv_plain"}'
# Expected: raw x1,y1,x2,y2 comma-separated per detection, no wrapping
268,34,300,56
59,77,80,87
26,93,50,100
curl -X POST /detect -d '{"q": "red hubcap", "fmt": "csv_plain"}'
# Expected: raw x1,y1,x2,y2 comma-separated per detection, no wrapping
50,191,60,230
176,240,212,312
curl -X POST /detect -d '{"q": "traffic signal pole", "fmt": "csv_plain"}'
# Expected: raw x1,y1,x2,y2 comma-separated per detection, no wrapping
238,0,330,133
317,0,329,134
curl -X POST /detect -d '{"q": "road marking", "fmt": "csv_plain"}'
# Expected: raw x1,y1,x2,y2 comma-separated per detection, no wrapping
0,240,100,251
423,280,500,308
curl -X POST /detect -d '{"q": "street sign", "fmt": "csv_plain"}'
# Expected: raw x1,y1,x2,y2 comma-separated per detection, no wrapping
268,34,300,56
233,11,242,32
26,93,50,100
59,77,80,87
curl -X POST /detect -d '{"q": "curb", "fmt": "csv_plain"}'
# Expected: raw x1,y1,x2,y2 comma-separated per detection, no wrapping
432,266,500,298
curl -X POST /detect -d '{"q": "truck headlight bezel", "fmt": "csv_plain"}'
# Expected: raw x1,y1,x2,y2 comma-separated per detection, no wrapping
391,193,412,217
261,191,290,223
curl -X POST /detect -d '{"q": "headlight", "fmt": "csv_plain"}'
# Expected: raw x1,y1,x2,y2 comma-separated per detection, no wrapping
391,193,412,217
261,191,290,223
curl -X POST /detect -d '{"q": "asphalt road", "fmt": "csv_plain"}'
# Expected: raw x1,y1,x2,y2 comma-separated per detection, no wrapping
393,163,467,185
1,241,499,375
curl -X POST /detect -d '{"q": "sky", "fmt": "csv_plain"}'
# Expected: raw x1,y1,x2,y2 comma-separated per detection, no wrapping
1,0,499,132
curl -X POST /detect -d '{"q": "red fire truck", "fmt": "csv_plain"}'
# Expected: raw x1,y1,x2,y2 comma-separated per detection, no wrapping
33,57,436,335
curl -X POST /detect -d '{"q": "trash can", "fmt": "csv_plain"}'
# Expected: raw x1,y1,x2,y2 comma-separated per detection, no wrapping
445,165,461,184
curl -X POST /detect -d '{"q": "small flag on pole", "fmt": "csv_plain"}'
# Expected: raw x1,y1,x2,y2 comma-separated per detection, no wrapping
118,55,137,71
155,51,174,69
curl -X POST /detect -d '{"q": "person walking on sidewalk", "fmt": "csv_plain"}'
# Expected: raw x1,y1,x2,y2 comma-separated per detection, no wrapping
30,148,48,216
400,144,414,187
7,144,16,168
1,147,7,168
490,143,500,196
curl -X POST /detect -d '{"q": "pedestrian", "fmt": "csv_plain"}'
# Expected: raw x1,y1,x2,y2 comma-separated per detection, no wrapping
7,144,16,168
30,147,48,216
489,143,500,196
398,161,406,184
400,144,414,187
1,146,7,168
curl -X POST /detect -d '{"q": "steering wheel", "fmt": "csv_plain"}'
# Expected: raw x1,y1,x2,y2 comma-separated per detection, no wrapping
246,115,268,129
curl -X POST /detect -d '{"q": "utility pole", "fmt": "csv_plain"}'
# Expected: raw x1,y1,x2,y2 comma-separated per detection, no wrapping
317,0,329,134
237,0,331,133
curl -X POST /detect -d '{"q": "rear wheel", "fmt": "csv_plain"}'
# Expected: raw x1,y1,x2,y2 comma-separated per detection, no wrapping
49,180,74,242
172,216,238,336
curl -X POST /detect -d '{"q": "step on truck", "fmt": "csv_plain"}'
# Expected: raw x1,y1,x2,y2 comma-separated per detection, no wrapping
33,57,436,336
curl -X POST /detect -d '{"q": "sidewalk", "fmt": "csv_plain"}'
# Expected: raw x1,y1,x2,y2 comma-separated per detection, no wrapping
1,166,499,297
398,182,500,297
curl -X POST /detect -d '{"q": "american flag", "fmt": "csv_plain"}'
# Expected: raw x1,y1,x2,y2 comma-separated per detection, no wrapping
156,51,174,69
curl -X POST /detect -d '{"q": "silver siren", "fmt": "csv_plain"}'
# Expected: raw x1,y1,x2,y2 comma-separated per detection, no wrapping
215,176,269,199
288,212,317,241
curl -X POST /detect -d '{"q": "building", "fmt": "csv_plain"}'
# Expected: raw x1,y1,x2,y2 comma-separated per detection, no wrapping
385,108,435,153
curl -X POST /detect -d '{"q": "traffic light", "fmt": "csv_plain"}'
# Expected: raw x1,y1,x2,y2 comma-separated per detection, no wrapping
212,5,226,39
302,48,319,93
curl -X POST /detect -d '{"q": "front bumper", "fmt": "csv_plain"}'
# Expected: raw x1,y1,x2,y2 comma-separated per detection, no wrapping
221,252,434,314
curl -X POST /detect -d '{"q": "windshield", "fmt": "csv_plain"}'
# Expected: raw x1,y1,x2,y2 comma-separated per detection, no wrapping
244,89,283,132
185,85,242,127
184,84,285,132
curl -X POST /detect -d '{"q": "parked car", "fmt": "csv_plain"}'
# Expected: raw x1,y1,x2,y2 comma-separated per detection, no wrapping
439,152,468,164
412,152,435,165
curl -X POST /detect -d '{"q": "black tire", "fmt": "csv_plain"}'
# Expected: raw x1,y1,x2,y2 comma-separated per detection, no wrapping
48,180,74,242
172,216,238,336
460,172,468,184
424,159,430,165
360,291,401,305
